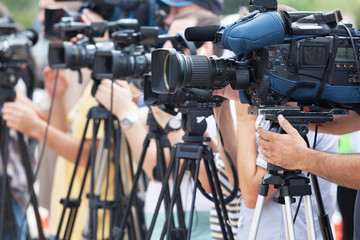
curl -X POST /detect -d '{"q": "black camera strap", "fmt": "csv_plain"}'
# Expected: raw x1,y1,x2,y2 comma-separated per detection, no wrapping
316,36,339,99
284,40,301,100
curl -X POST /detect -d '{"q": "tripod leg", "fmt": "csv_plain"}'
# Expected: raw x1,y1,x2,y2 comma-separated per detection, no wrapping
282,204,291,240
248,184,268,240
56,117,94,240
82,138,106,239
164,158,187,240
0,121,9,240
203,159,228,240
145,147,177,240
303,195,316,240
118,137,150,239
206,149,234,240
310,174,333,240
155,138,176,232
186,160,201,240
284,196,296,240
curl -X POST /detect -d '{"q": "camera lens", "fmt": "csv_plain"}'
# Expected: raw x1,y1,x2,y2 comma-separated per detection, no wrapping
151,48,251,94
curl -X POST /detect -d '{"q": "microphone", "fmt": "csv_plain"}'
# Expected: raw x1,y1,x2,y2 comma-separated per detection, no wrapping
185,25,219,42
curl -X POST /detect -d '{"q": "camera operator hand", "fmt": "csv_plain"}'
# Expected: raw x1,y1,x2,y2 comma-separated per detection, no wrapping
256,113,360,190
95,79,138,119
257,114,308,170
95,79,160,180
2,99,44,138
44,66,68,98
16,92,48,122
72,8,109,41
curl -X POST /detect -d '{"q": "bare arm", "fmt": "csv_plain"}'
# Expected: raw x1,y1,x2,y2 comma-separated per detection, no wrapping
43,67,69,132
311,110,360,135
95,80,159,180
213,100,237,186
235,102,277,208
2,102,91,166
258,114,360,189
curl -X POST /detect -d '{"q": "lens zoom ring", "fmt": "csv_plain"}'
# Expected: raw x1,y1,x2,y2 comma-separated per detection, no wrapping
190,55,212,87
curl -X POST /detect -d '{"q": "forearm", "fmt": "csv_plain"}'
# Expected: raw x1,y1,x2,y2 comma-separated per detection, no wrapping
121,117,158,180
213,101,237,185
237,116,264,205
32,120,90,166
236,106,277,207
49,96,69,132
310,110,360,135
301,149,360,189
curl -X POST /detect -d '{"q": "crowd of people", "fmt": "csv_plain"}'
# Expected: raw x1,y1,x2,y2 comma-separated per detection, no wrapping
0,0,360,239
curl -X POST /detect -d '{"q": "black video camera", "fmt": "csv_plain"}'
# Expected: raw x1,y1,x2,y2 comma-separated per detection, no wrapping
48,18,139,71
92,26,158,80
0,24,38,101
45,0,151,40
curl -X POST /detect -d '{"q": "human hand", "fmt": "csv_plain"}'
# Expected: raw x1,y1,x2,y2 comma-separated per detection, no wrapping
16,92,48,121
257,114,308,170
43,66,68,98
95,79,138,119
80,8,109,40
81,8,103,25
213,84,240,101
2,101,44,138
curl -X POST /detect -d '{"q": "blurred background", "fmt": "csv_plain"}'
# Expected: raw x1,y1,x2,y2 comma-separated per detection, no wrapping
1,0,360,30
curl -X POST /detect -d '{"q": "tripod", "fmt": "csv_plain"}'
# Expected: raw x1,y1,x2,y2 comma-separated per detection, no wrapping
248,107,343,240
55,105,144,240
115,107,186,240
0,116,45,240
0,85,45,240
145,103,234,240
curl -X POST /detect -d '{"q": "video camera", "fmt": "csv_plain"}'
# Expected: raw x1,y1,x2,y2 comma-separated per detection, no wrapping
151,0,360,111
48,18,139,70
45,0,151,39
0,21,38,101
92,25,198,80
92,26,158,80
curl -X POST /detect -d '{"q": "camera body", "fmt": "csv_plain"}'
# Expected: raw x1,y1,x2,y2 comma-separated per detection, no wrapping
151,0,360,111
269,36,359,87
0,29,37,90
92,27,158,80
238,32,360,108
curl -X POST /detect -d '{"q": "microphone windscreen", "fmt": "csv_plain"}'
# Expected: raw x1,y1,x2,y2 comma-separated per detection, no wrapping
185,25,219,42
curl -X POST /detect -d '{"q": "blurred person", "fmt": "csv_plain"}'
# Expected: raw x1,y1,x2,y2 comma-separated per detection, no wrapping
33,0,86,211
0,2,40,239
95,9,225,239
2,5,119,239
160,0,224,26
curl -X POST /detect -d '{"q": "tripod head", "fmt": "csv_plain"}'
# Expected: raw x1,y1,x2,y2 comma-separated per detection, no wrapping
178,95,223,144
249,105,348,174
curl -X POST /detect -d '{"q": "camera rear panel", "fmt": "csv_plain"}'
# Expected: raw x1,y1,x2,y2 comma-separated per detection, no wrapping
268,36,360,86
